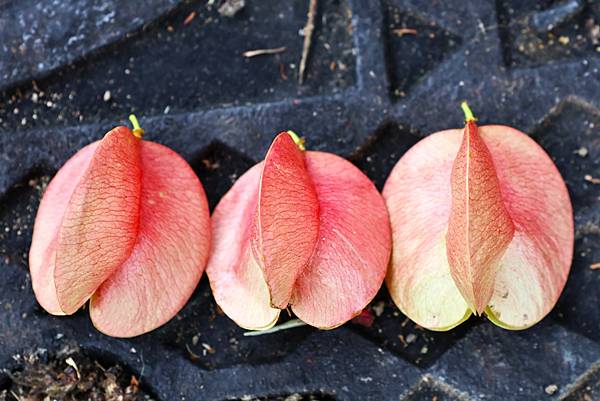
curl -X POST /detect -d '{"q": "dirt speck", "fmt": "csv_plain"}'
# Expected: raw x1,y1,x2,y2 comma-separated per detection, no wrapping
544,384,558,395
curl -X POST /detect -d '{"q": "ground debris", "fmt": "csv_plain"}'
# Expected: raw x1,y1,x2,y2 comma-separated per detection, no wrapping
575,146,588,157
351,309,375,327
393,28,417,37
372,301,385,317
2,345,152,401
299,0,317,84
218,0,245,17
243,47,286,58
544,384,558,395
584,174,600,184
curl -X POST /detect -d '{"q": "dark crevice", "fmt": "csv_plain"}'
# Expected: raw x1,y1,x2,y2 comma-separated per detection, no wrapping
347,286,480,368
383,4,462,99
349,120,422,190
145,278,313,371
189,140,255,211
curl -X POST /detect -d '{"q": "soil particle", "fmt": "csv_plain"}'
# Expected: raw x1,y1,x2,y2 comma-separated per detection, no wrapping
545,384,558,395
218,0,245,17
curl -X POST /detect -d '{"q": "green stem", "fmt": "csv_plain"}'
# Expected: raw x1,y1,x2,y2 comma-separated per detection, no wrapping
129,114,145,138
287,130,306,151
461,101,477,123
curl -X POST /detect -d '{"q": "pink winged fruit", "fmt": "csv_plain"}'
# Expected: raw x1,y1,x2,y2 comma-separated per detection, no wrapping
29,116,211,337
207,131,391,330
383,102,573,330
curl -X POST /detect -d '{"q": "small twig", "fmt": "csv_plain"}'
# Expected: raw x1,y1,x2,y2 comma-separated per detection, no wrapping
279,62,288,80
299,0,317,85
584,174,600,184
242,47,286,58
393,28,417,37
243,318,307,336
590,262,600,270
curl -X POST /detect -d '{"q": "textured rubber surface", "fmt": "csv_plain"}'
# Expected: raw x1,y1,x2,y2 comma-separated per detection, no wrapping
0,0,599,400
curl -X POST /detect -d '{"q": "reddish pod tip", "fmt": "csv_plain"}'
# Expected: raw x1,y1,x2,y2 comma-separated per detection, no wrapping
446,103,515,315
